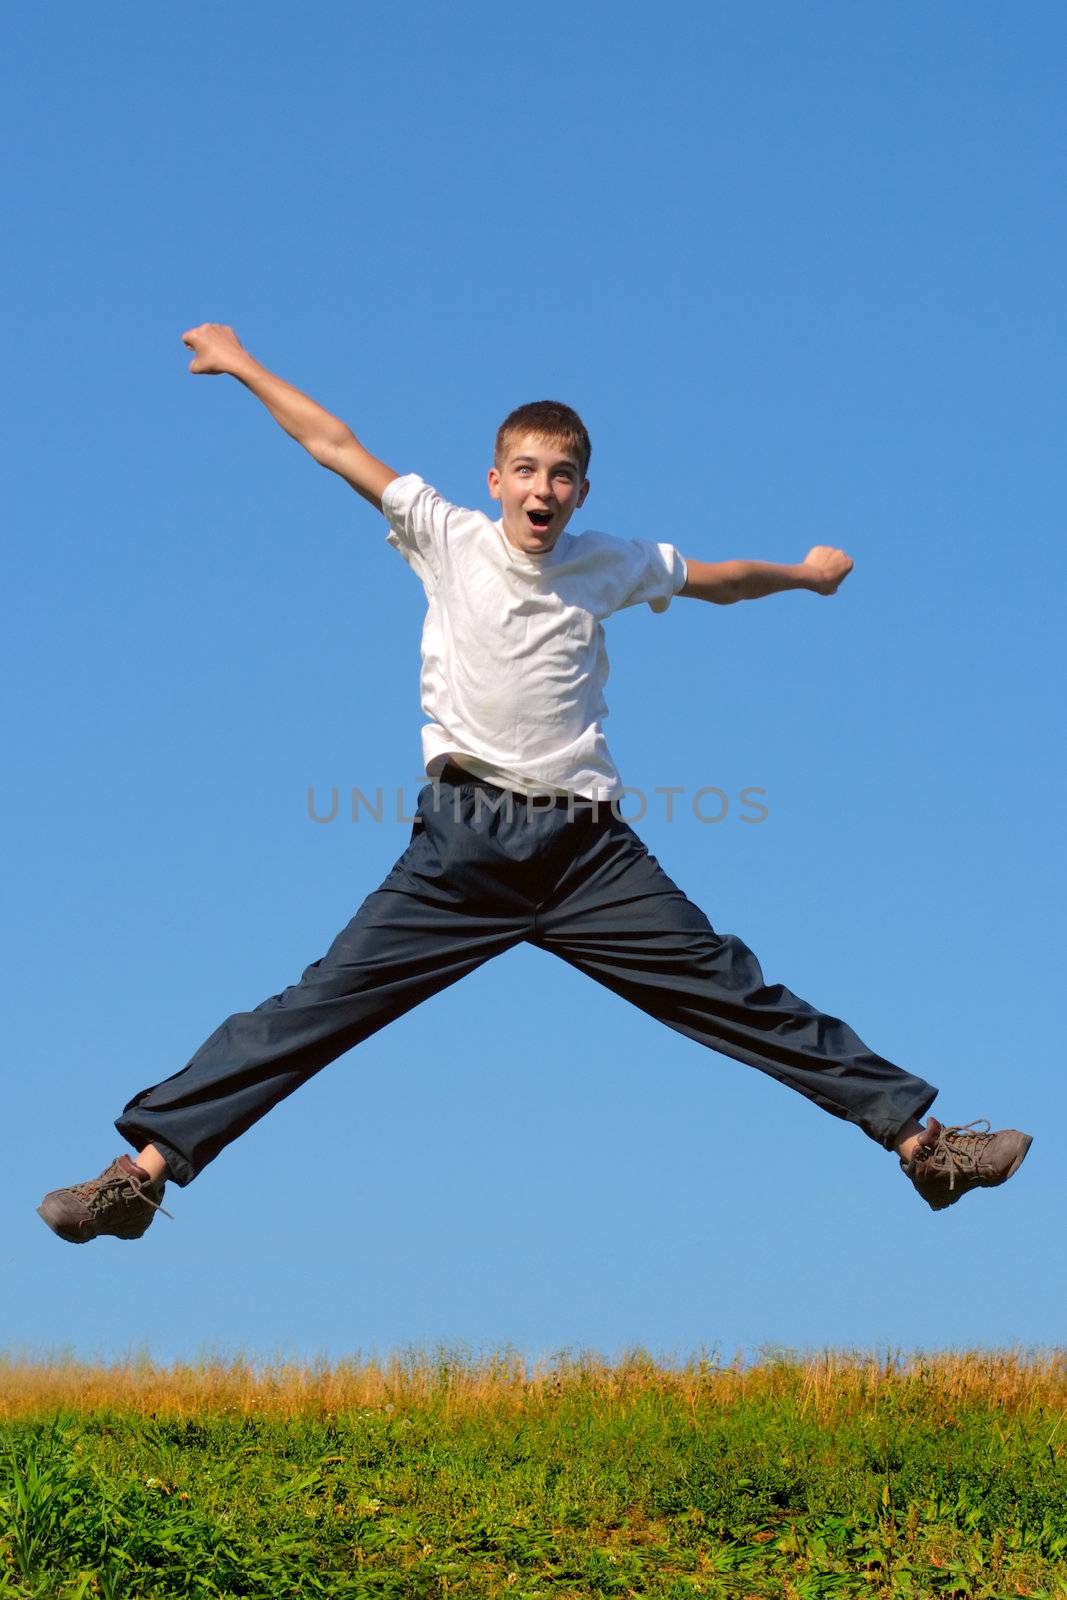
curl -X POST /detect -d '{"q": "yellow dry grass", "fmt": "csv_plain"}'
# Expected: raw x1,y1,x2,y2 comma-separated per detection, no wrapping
2,1347,1065,1422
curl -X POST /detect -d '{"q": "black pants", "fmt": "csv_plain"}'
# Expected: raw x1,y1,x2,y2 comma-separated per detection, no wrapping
117,766,938,1185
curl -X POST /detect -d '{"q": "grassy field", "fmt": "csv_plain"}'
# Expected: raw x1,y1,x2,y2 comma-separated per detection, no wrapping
2,1350,1066,1598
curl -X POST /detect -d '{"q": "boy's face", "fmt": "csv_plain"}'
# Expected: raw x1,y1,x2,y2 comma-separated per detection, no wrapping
487,433,590,556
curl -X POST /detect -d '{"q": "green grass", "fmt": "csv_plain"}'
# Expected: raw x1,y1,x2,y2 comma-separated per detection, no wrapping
2,1351,1066,1597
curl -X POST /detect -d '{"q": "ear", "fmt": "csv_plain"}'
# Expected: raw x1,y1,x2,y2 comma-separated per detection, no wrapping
576,477,590,508
487,465,502,502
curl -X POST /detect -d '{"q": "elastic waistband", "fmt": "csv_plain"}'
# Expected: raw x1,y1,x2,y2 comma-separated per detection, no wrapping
435,763,590,809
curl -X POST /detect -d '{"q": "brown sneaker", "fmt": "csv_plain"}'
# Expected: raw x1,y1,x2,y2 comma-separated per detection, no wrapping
37,1155,172,1243
901,1118,1032,1211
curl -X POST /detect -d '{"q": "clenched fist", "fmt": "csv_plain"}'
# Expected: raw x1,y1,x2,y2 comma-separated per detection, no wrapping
181,323,249,376
802,545,854,595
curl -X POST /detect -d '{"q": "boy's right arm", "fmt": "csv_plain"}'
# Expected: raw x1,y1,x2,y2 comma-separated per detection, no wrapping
181,323,399,511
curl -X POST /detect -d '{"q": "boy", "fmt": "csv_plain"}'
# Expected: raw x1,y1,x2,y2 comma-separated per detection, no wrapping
37,324,1032,1244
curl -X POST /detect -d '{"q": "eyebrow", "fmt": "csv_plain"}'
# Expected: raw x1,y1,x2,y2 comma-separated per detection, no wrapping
510,456,579,471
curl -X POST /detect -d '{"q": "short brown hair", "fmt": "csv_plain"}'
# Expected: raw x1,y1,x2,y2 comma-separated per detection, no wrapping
494,400,591,479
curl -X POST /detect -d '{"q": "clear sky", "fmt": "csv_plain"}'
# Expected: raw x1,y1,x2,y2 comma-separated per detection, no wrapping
4,0,1064,1367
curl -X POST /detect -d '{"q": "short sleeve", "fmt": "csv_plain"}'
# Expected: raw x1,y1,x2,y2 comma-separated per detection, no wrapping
381,474,457,595
616,539,689,614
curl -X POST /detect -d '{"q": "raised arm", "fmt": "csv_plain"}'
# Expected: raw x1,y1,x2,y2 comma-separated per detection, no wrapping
181,324,399,511
679,547,854,604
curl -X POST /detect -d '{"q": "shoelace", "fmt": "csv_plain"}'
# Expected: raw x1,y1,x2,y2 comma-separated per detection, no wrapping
77,1165,175,1221
921,1119,992,1191
124,1169,175,1221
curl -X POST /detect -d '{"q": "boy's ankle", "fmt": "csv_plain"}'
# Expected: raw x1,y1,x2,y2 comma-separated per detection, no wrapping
134,1144,169,1184
894,1119,928,1162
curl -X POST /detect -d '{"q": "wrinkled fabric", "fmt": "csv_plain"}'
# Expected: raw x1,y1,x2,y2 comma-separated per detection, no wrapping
118,768,937,1185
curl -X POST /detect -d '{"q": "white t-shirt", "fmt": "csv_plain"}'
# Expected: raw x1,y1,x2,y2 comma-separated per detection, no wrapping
381,473,688,800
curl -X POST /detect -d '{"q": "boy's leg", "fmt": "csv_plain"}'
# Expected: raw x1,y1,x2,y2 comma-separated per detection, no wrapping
115,809,530,1187
113,878,525,1187
536,811,1010,1180
41,781,534,1241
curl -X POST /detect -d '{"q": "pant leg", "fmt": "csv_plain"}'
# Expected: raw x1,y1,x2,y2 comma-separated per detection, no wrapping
116,786,533,1184
534,810,938,1150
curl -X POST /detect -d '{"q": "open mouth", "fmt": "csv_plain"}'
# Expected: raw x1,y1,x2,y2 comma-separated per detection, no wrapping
527,510,553,530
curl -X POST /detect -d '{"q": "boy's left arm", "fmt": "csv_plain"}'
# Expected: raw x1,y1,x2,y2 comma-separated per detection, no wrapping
679,546,853,604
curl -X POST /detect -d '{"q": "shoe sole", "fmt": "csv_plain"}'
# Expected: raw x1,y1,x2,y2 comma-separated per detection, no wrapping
1000,1133,1033,1182
37,1199,94,1244
37,1197,153,1244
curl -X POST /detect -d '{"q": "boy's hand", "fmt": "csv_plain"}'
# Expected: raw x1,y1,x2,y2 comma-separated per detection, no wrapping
801,545,853,595
181,323,250,377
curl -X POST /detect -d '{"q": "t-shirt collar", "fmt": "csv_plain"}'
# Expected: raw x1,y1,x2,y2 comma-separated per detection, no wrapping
494,517,567,569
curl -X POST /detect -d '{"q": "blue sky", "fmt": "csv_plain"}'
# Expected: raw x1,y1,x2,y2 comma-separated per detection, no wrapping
4,0,1064,1366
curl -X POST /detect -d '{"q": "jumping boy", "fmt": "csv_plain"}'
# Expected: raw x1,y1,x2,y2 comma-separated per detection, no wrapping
37,323,1032,1244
